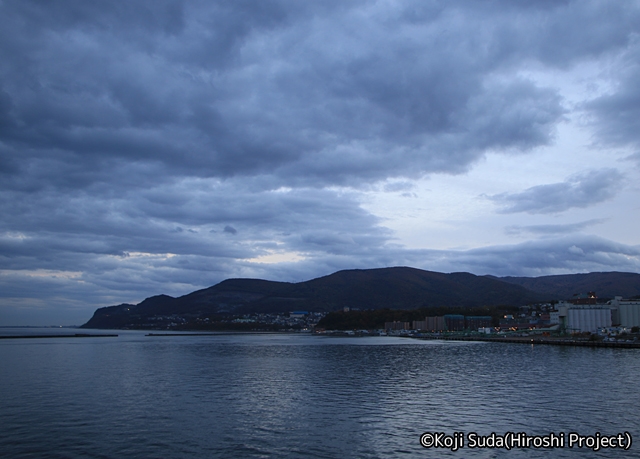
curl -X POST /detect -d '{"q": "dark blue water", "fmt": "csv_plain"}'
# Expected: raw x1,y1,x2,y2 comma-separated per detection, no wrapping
1,329,639,458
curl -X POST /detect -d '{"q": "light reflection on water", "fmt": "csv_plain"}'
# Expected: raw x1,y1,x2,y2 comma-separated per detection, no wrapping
1,330,639,458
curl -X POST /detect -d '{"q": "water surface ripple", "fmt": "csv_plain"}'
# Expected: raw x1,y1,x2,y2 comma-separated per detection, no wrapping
1,330,639,458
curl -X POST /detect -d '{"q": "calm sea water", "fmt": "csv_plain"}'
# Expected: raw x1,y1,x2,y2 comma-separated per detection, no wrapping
1,328,639,458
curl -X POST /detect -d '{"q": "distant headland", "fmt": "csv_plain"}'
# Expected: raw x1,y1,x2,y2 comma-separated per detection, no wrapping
81,267,640,332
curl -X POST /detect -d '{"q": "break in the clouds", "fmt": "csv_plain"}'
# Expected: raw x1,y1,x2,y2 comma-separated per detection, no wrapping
487,169,623,214
1,0,640,325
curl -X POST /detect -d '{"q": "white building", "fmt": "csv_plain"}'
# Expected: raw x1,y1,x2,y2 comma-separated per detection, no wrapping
556,302,613,333
608,297,640,327
566,307,612,333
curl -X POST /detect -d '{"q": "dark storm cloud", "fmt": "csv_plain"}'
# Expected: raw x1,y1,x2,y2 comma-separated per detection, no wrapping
487,169,623,214
5,0,635,191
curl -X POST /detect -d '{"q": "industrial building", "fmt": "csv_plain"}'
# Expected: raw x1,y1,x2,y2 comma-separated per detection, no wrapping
556,301,613,333
608,297,640,327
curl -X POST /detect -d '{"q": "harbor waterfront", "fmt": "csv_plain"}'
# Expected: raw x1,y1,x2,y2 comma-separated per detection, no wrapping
411,334,640,348
1,328,640,458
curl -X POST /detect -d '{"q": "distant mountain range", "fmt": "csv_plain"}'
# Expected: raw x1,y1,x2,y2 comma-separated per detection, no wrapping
493,272,640,299
81,267,640,329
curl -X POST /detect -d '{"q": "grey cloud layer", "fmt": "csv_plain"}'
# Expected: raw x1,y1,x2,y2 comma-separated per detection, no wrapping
4,0,637,191
3,233,638,324
505,219,607,236
430,236,640,277
586,37,640,150
488,169,623,214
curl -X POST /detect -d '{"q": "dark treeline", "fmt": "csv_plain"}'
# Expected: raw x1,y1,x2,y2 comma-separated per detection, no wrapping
317,305,518,330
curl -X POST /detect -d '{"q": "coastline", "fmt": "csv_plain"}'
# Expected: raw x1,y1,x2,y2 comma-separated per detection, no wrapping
412,334,640,348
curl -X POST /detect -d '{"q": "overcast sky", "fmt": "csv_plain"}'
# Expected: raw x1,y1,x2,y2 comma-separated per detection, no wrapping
2,0,640,325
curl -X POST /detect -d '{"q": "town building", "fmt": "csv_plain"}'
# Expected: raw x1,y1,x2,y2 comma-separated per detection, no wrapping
384,321,410,331
426,316,446,331
465,316,492,330
444,314,465,331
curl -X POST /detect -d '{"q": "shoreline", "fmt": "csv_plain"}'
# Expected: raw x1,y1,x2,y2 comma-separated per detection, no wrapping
412,334,640,348
4,329,639,349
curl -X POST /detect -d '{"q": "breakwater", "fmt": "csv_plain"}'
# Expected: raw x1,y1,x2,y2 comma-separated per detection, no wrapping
0,333,118,339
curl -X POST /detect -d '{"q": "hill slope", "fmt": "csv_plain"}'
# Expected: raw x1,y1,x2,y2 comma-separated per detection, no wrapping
81,267,543,328
81,268,640,329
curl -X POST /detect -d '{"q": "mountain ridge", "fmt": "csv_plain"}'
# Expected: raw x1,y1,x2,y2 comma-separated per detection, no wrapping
493,271,640,299
81,267,640,329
